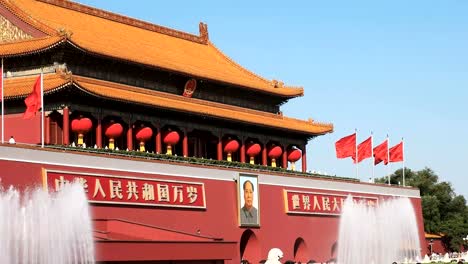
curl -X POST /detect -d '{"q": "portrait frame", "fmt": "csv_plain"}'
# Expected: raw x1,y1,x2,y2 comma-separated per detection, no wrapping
238,173,260,227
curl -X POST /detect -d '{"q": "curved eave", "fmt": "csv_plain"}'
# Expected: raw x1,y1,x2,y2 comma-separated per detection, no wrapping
3,73,71,100
71,76,332,136
66,39,304,98
0,36,65,57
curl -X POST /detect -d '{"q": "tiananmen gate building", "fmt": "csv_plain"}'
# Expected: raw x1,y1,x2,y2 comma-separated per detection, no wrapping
0,0,426,263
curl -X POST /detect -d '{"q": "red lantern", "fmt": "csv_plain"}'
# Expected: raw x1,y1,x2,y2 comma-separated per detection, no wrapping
268,146,282,158
104,123,123,150
287,149,302,171
268,145,283,167
246,143,261,164
135,127,153,152
163,131,180,155
287,149,301,162
71,117,92,145
223,139,239,162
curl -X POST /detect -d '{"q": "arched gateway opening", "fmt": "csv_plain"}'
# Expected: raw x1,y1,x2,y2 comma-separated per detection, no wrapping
294,237,308,263
240,229,260,264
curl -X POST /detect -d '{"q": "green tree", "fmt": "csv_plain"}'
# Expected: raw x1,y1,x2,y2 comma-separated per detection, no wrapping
375,168,415,185
407,168,439,195
421,195,441,233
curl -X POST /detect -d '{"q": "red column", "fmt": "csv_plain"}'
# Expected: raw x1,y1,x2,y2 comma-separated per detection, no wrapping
302,146,307,172
217,135,223,161
155,127,162,154
240,140,246,163
183,130,188,157
282,147,288,169
45,115,50,144
127,125,133,150
96,119,102,148
262,144,267,166
63,107,69,145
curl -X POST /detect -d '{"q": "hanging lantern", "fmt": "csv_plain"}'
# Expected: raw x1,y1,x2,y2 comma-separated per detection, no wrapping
268,145,283,167
104,122,123,150
246,143,261,165
71,117,92,145
223,138,239,162
135,126,153,152
287,148,302,171
163,130,180,155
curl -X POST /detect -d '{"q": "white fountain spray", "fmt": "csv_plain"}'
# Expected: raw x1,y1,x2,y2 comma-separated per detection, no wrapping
0,182,95,263
337,196,421,264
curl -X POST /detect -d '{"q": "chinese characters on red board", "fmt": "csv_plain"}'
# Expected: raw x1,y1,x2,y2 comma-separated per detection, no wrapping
284,190,378,215
46,171,206,209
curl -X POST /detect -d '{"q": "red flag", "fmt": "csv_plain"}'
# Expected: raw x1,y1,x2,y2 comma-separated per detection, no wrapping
389,141,404,162
373,139,388,165
353,136,372,163
335,133,356,159
23,75,41,119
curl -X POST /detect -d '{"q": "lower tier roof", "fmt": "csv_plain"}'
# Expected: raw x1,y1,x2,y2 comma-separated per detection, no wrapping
3,73,334,136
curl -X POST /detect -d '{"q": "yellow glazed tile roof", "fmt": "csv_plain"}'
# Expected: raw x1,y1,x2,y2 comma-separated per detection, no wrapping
3,73,333,135
0,36,65,57
424,233,443,239
3,72,70,99
2,0,304,97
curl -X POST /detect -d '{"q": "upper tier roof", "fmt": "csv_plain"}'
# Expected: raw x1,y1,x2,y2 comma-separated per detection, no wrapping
3,73,333,135
0,0,304,97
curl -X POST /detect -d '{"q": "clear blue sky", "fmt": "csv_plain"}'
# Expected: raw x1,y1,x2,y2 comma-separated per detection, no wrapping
77,0,468,199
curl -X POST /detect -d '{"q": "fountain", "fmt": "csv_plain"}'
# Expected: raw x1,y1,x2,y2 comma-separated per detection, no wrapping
337,196,421,264
0,182,95,263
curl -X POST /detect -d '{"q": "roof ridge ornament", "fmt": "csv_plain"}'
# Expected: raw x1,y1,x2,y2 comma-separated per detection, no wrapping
271,79,284,89
57,28,73,39
36,0,207,44
199,22,209,44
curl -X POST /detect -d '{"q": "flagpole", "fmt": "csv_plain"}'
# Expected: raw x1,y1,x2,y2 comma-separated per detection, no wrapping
355,128,358,180
387,134,390,185
402,137,405,186
371,131,374,183
1,58,4,144
40,68,44,148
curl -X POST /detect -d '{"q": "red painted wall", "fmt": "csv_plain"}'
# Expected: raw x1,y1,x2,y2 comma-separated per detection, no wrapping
3,113,41,144
0,159,425,263
425,238,446,255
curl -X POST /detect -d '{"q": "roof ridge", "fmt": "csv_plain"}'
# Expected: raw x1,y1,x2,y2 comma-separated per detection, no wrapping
282,116,333,129
208,41,271,85
36,0,209,45
0,0,57,35
208,41,304,93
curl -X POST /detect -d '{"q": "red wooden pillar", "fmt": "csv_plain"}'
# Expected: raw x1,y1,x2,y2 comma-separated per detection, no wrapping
155,126,162,154
127,125,133,151
262,144,267,166
240,139,246,163
217,135,223,161
63,106,69,145
45,114,50,144
182,129,188,157
282,146,288,169
302,146,307,172
96,119,102,148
